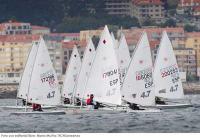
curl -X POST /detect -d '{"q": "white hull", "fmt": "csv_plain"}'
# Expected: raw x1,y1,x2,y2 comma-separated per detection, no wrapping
59,104,85,109
65,106,126,113
98,107,127,112
10,110,66,115
144,103,193,109
127,108,161,113
155,103,192,109
1,105,56,110
65,106,159,113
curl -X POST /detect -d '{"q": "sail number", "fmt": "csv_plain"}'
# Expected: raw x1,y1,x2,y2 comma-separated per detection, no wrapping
47,91,55,99
119,71,126,86
172,75,180,83
110,78,118,86
136,71,152,81
161,65,178,78
141,90,151,98
145,81,153,88
41,75,55,83
103,69,118,78
170,84,178,92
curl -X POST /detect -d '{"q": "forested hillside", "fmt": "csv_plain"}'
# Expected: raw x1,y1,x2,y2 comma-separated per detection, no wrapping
0,0,140,32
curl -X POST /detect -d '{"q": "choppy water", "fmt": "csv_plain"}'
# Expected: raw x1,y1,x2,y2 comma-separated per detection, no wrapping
0,95,200,133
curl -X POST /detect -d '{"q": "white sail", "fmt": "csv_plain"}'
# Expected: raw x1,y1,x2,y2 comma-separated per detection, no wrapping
74,38,96,99
154,31,184,99
17,42,39,100
121,32,155,106
27,38,61,105
84,26,121,105
117,33,131,86
62,46,81,99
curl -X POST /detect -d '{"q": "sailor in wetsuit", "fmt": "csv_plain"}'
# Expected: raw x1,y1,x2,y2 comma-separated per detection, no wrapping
32,103,43,111
155,97,166,105
75,98,81,106
22,99,32,106
86,94,104,109
63,98,71,104
127,102,144,110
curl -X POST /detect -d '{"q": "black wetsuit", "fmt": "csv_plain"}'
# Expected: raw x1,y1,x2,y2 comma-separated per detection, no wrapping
93,102,105,109
155,97,166,105
22,99,32,106
128,103,144,110
64,98,70,104
76,98,81,106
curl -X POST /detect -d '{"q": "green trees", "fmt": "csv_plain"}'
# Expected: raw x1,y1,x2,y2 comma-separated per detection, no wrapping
55,15,140,33
163,18,176,27
142,18,157,26
0,0,140,32
165,0,179,9
184,24,199,32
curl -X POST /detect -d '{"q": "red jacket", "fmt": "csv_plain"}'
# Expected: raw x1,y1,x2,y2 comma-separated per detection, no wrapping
86,98,93,105
32,103,41,110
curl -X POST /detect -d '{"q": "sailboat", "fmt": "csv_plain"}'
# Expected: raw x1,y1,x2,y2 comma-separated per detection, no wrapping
11,38,65,115
116,33,131,87
2,41,54,110
153,31,192,109
61,46,81,107
121,32,159,112
83,26,121,108
74,38,96,102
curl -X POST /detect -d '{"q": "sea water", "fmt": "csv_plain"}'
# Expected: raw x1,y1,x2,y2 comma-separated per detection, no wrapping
0,95,199,133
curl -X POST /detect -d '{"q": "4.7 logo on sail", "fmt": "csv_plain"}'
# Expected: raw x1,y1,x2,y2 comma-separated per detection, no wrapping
47,91,55,99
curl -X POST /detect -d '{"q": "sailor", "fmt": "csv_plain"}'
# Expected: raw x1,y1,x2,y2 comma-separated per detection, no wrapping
22,99,32,106
32,103,43,111
155,97,166,105
127,102,144,110
86,94,103,109
22,99,26,106
86,94,94,105
92,101,99,109
75,98,81,106
63,98,71,104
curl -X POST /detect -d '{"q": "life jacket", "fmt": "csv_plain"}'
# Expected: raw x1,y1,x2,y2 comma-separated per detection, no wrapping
86,98,93,105
32,103,41,111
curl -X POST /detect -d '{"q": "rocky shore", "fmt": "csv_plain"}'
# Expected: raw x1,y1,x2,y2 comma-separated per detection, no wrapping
0,83,200,99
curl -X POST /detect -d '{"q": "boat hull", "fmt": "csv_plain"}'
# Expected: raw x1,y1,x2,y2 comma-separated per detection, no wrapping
1,105,56,110
59,104,85,109
10,110,66,115
127,108,161,113
144,103,193,109
65,106,127,113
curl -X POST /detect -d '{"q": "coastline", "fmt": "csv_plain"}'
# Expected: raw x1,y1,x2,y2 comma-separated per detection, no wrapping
0,84,18,99
183,82,200,95
0,83,200,99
